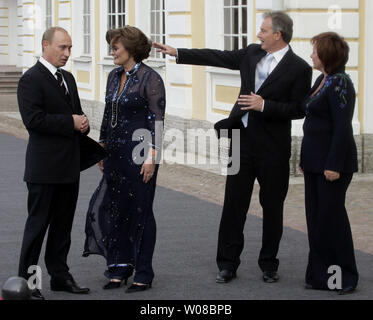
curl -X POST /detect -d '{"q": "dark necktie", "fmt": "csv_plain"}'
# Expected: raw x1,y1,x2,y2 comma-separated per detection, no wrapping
55,68,70,98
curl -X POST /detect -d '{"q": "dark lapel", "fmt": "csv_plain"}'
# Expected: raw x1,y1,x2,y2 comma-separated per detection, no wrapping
257,47,295,94
36,61,73,110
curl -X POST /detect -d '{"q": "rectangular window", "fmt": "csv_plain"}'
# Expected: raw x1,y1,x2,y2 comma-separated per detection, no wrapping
107,0,126,54
223,0,248,50
46,0,52,29
108,0,126,30
83,0,91,55
149,0,165,60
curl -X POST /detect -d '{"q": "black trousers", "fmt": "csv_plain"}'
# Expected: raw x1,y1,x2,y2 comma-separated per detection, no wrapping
217,129,290,272
304,172,358,290
18,181,79,281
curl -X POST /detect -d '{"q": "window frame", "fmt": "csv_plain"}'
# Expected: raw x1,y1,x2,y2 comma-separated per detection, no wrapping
149,0,166,61
45,0,53,29
83,0,92,55
223,0,249,51
107,0,127,30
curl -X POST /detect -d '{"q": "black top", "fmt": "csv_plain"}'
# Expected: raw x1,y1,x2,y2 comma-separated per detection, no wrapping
300,68,358,173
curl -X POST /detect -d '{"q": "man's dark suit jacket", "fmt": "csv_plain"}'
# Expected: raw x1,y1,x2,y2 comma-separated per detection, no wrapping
178,44,312,164
17,61,105,184
300,69,358,173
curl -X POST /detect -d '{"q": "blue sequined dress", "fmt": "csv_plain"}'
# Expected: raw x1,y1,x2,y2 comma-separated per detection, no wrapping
83,63,165,284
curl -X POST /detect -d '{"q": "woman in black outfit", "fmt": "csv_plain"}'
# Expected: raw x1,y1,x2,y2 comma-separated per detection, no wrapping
300,32,358,295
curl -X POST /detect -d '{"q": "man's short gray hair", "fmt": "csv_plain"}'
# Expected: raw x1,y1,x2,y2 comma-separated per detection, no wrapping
263,11,293,44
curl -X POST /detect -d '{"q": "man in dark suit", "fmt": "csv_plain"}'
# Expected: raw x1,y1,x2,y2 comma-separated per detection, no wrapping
154,11,312,284
17,27,92,299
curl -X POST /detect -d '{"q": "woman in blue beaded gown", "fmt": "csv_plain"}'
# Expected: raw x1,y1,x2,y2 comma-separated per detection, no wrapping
299,32,358,295
83,26,165,293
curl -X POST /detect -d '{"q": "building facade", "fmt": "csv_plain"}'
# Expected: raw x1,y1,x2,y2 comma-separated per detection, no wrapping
1,0,372,174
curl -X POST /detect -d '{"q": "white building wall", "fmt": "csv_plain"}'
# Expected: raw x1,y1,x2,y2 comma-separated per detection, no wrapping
0,0,9,65
364,0,373,134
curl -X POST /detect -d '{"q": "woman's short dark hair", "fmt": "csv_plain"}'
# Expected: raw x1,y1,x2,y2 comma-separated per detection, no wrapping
106,26,152,63
263,11,293,44
311,32,349,74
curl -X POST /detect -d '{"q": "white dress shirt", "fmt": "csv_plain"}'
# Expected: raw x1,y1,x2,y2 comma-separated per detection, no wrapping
39,56,69,93
241,45,290,127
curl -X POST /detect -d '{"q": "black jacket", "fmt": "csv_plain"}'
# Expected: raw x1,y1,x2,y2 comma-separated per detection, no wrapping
17,61,103,183
300,69,358,173
177,44,312,163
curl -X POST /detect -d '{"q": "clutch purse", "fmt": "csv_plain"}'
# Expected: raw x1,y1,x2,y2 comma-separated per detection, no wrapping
79,135,107,171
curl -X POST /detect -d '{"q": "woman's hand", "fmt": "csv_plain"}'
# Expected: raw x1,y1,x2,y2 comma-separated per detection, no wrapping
298,162,304,175
140,158,155,183
324,170,340,181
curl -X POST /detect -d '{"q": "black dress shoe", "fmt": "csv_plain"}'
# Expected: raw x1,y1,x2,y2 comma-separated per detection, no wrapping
30,289,45,300
125,282,152,293
216,270,236,283
337,286,356,295
50,278,90,294
262,271,279,283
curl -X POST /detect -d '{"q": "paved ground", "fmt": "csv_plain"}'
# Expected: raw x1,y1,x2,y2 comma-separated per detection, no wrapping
1,93,373,300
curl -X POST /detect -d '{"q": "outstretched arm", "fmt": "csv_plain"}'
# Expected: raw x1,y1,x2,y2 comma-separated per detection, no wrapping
153,42,246,70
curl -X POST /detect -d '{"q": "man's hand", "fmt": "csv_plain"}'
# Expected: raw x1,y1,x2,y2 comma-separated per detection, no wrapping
324,170,340,182
80,115,89,133
72,114,89,133
153,42,177,57
238,92,264,112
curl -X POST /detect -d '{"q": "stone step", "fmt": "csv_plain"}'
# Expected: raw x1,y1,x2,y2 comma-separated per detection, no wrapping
0,82,18,87
0,89,18,94
0,75,21,80
0,71,22,76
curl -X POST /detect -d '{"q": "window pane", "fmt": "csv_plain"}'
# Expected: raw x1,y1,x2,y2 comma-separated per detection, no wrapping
224,8,231,34
242,7,247,34
118,0,122,13
151,12,156,33
112,16,116,28
155,11,160,34
242,0,247,5
156,0,160,10
233,8,238,34
233,0,238,6
151,0,155,10
242,36,247,48
118,15,122,27
224,36,231,50
163,10,165,35
233,36,238,50
112,0,116,13
224,0,231,6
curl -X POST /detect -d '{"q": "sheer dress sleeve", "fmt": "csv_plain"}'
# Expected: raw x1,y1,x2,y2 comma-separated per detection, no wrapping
143,70,166,151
